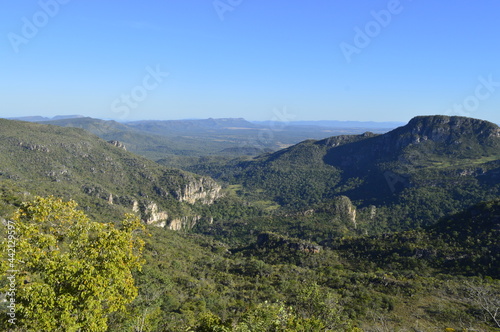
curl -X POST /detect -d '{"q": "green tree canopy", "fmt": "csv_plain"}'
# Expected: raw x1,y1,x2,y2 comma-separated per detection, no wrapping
1,196,145,331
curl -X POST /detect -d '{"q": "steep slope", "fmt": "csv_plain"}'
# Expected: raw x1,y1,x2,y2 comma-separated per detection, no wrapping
0,119,222,228
202,115,500,230
324,115,500,173
322,115,500,200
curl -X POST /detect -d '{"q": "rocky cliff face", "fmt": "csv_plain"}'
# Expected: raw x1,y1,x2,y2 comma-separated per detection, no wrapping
331,195,357,228
168,215,201,231
131,200,204,230
107,140,127,150
140,201,169,228
411,116,500,138
175,177,223,205
325,115,500,170
387,115,500,149
391,116,500,146
83,173,222,230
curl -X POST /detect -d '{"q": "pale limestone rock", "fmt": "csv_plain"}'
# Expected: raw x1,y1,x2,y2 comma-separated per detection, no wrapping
107,140,127,151
176,177,222,205
333,195,357,229
168,215,201,231
132,200,140,213
143,202,169,227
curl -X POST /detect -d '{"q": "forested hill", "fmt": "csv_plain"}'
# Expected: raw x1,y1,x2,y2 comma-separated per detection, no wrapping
191,115,500,231
1,116,499,331
323,115,500,171
0,119,221,227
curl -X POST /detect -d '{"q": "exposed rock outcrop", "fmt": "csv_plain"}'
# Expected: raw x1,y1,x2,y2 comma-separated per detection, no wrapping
168,215,201,231
386,115,500,151
80,171,223,230
175,177,222,205
407,115,500,140
325,116,500,169
318,132,377,148
331,196,357,228
132,200,140,213
107,140,127,150
130,199,204,230
19,142,50,152
141,202,169,227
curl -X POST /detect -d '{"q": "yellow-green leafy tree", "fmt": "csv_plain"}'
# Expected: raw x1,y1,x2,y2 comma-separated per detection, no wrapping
1,196,145,331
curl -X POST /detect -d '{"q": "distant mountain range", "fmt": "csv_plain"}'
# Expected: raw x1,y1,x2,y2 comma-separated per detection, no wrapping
3,116,401,165
6,115,404,130
128,118,259,133
7,115,86,122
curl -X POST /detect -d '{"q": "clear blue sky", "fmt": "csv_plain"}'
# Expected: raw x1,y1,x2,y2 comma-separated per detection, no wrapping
1,0,499,123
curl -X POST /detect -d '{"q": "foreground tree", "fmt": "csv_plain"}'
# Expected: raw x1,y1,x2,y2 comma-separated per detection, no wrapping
1,196,145,331
466,280,500,329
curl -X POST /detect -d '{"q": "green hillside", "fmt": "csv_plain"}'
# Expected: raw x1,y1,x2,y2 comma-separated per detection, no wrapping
43,117,395,167
0,119,221,226
44,117,229,161
1,115,499,331
2,194,499,331
194,116,500,232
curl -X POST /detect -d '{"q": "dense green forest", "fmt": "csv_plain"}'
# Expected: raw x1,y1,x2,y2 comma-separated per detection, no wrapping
1,116,499,331
189,116,500,231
